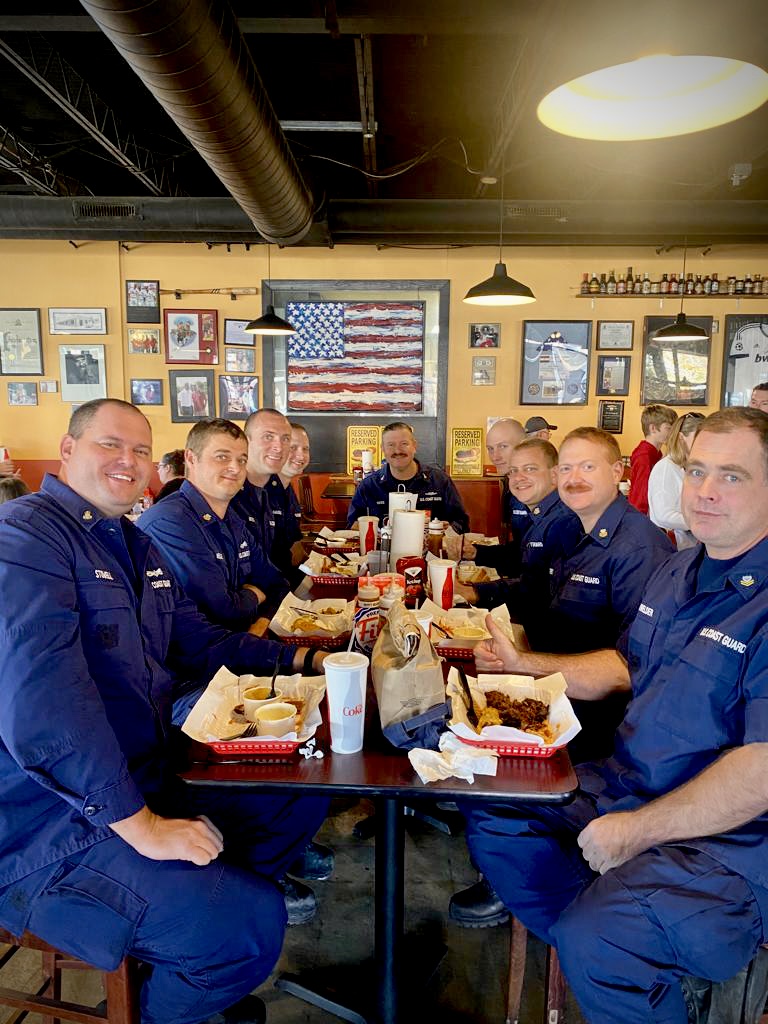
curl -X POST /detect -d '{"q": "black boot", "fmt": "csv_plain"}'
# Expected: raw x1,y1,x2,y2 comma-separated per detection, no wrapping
449,875,510,928
280,876,317,926
287,840,335,881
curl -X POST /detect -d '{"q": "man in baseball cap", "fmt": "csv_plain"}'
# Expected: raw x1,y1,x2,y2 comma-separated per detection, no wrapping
524,416,557,441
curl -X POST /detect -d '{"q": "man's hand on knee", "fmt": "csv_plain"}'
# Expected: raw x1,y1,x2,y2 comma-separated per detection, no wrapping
110,806,224,865
577,811,647,874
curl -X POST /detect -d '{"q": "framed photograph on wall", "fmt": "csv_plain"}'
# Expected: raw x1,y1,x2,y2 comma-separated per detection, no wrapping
218,375,259,420
164,309,219,364
224,318,255,346
225,347,255,373
130,378,163,406
7,381,37,406
0,308,43,374
169,369,215,422
596,355,631,396
469,323,500,348
59,344,107,402
521,320,592,405
49,308,107,335
641,315,712,405
598,399,624,433
596,320,634,350
40,380,58,393
127,326,162,355
125,280,160,323
471,355,496,386
721,314,768,407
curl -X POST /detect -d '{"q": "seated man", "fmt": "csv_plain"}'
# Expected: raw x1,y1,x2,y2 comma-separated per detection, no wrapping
139,418,288,640
460,408,768,1023
347,421,469,532
0,399,328,1024
449,428,672,928
274,422,312,584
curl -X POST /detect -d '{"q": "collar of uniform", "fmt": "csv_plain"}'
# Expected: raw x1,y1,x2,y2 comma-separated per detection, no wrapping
41,472,113,531
267,472,284,491
180,479,223,524
528,488,561,519
587,493,627,547
721,537,768,601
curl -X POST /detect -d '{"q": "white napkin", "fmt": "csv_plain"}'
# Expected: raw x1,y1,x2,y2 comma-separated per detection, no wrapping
407,731,498,785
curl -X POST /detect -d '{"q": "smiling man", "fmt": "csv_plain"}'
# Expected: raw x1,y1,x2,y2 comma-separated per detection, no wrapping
346,421,469,531
0,399,329,1024
460,407,768,1024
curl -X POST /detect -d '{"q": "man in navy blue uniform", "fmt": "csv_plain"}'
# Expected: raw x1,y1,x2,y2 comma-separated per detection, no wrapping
450,428,672,928
462,408,768,1023
0,399,328,1024
275,422,312,584
139,418,289,639
346,421,469,532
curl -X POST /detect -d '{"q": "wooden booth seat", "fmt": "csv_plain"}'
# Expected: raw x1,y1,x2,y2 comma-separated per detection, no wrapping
0,928,140,1024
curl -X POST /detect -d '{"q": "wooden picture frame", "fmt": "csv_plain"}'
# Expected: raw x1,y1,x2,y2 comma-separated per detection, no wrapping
641,315,712,406
225,347,255,373
164,309,219,364
218,374,259,420
125,279,160,323
0,308,43,375
49,308,107,335
168,369,215,422
469,323,500,348
721,314,768,407
127,326,162,355
130,378,163,406
598,399,624,433
596,320,634,350
521,320,592,405
59,344,107,402
596,355,631,396
471,355,496,386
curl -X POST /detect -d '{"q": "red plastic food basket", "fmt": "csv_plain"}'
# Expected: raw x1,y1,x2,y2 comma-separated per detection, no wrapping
278,631,352,650
456,734,559,758
205,737,302,762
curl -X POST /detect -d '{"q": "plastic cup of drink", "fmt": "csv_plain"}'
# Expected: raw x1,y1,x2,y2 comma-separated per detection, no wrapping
366,550,389,574
428,559,457,610
323,651,368,753
358,515,379,555
415,611,433,638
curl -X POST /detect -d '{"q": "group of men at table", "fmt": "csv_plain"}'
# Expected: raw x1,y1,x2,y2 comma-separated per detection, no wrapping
1,398,768,1024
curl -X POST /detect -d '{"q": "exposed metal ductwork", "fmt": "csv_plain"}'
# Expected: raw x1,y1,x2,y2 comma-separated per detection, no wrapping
77,0,314,245
1,196,767,246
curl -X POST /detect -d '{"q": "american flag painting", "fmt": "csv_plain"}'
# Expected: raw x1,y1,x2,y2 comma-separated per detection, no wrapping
285,300,424,413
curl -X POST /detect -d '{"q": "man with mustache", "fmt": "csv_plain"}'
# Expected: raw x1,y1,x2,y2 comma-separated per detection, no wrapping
449,428,671,928
460,408,768,1024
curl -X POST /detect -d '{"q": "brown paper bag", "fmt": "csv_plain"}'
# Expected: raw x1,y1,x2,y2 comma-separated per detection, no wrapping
371,601,446,731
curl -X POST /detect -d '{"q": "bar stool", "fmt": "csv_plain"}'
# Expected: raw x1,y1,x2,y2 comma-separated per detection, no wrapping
506,916,566,1024
0,927,140,1024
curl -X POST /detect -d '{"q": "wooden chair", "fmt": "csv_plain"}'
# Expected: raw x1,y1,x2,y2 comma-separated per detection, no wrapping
506,916,566,1024
296,474,342,532
0,928,140,1024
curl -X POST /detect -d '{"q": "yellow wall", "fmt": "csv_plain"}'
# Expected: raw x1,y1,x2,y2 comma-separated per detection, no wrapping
1,239,767,463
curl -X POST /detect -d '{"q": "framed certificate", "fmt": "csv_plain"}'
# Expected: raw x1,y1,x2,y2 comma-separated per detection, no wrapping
596,320,634,350
596,355,631,396
597,399,624,433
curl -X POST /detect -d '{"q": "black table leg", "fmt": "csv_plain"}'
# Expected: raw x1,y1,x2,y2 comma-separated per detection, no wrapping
374,795,404,1024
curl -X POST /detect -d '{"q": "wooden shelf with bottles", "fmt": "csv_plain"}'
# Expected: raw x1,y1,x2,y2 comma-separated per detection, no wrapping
575,293,768,299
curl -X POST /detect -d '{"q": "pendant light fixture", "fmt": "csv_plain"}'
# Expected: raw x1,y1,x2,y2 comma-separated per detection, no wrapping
652,244,709,343
463,170,535,307
245,245,295,335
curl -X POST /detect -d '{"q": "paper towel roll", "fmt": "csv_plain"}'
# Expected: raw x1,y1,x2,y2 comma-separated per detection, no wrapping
391,509,426,561
388,490,417,519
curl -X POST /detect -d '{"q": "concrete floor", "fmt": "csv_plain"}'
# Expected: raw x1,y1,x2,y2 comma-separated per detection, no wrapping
0,797,585,1024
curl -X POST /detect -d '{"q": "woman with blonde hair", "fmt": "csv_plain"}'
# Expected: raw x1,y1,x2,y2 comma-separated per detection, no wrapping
648,412,705,549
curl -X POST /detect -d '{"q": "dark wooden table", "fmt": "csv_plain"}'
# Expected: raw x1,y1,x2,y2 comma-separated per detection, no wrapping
321,476,357,500
181,713,577,1024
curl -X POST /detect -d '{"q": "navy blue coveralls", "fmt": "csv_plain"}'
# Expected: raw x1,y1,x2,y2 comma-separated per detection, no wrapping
262,475,304,582
473,487,532,575
0,477,326,1024
231,476,294,583
462,539,768,1024
346,460,469,532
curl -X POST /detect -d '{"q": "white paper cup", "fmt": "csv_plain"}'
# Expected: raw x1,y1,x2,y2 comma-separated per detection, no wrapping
255,701,297,737
323,651,368,753
358,515,379,555
415,611,433,638
361,449,374,473
242,685,284,722
428,559,457,610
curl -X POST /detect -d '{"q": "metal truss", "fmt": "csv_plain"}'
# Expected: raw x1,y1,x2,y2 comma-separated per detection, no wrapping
0,122,88,195
0,34,187,197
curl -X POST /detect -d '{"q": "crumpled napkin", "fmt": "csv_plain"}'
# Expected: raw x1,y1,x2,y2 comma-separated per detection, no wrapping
407,731,499,785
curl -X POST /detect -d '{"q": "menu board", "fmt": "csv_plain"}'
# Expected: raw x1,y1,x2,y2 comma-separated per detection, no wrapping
450,427,484,478
346,425,382,475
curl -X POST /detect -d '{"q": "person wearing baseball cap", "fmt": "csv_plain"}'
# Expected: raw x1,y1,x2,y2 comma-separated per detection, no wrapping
524,416,557,441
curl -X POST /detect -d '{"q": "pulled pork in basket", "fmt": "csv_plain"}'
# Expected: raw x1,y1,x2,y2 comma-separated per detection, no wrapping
475,690,554,743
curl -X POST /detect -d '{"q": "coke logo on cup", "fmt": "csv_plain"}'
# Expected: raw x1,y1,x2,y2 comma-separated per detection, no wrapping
343,704,363,717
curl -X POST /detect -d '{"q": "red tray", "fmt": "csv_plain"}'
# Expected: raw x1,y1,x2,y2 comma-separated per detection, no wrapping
456,734,559,758
203,737,302,762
